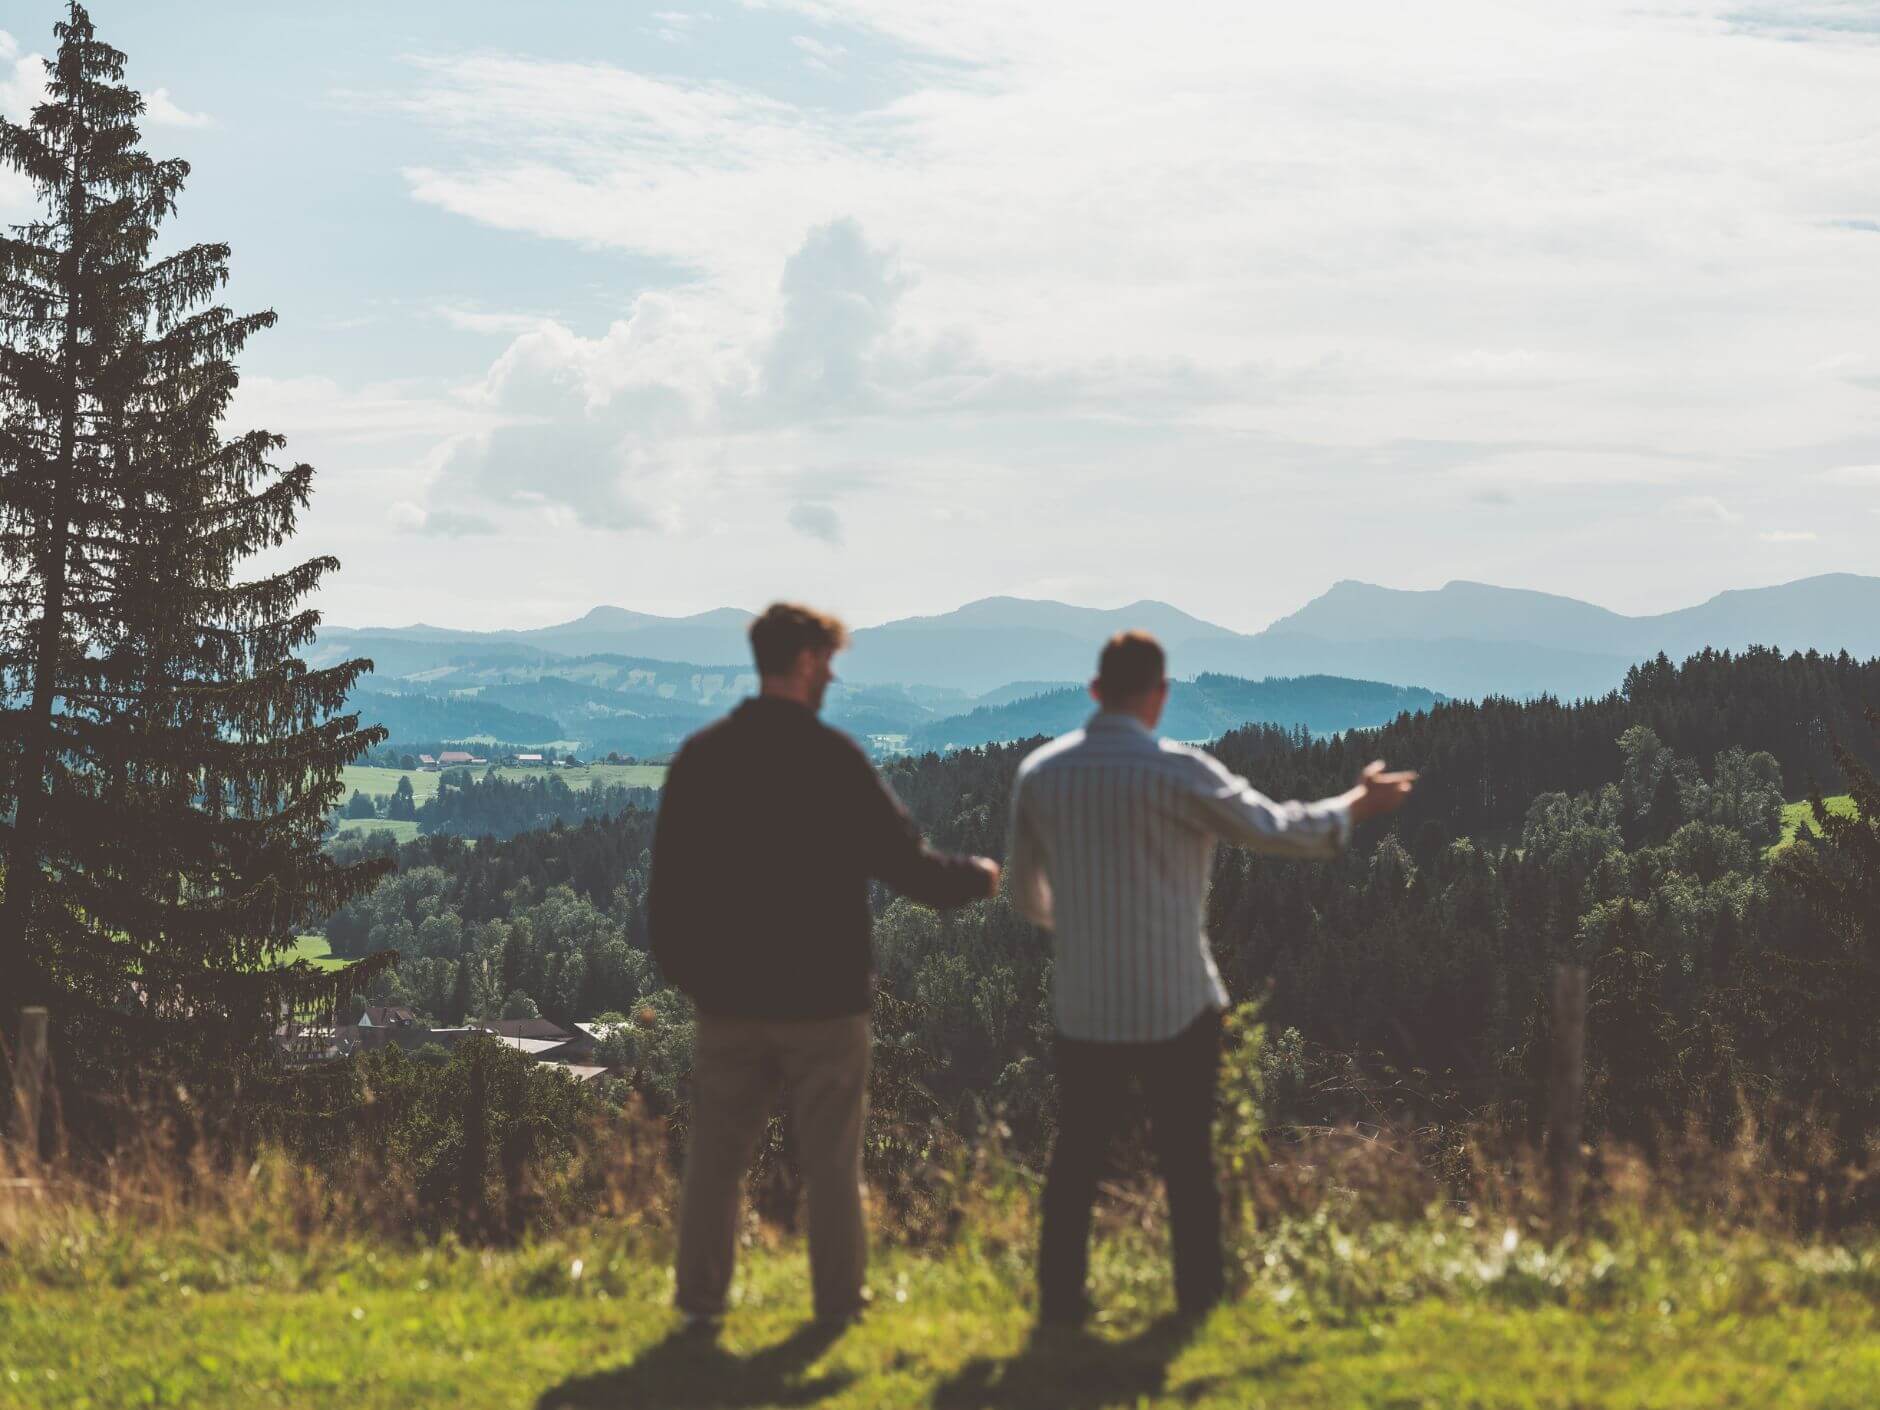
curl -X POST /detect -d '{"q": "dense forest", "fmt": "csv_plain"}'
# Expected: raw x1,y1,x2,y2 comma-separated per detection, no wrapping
322,646,1880,1172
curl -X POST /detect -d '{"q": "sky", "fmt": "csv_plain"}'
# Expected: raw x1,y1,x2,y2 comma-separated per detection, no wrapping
2,1,1877,633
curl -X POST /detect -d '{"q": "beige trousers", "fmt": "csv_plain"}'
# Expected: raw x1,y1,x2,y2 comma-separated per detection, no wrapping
674,1012,871,1319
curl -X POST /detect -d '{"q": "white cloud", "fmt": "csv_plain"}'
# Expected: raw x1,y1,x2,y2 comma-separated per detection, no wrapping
0,33,48,216
1759,529,1819,543
425,292,737,530
294,2,1880,626
388,5,1880,458
143,87,213,129
0,32,46,122
756,217,916,417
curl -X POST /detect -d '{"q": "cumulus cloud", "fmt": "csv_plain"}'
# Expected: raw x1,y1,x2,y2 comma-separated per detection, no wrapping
424,293,734,530
0,31,46,121
315,2,1880,625
0,32,47,215
412,219,995,532
757,217,915,417
144,87,213,128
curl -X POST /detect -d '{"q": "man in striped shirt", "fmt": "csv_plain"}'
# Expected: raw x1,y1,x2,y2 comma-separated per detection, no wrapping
1003,630,1414,1325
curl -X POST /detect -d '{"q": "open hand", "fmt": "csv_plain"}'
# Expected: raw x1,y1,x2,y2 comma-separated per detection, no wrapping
1348,759,1417,823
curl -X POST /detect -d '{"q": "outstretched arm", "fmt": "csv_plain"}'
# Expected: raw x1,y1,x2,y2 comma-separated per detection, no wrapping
852,749,999,908
1184,753,1415,857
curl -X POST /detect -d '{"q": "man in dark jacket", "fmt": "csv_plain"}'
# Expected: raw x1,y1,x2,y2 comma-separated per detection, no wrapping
651,602,999,1328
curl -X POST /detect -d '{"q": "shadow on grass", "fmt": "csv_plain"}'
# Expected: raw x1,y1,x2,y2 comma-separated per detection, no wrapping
931,1314,1212,1410
536,1321,855,1409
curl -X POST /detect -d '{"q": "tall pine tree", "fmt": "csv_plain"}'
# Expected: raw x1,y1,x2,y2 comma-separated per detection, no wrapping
0,5,391,1092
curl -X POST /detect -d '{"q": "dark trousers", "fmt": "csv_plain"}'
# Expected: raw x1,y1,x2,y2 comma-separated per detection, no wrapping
1039,1007,1224,1321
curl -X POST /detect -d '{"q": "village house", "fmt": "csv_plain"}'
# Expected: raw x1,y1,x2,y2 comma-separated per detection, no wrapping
357,1004,419,1030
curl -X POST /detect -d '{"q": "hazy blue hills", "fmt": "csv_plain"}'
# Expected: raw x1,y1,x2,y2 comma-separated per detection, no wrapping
345,686,563,749
1264,573,1880,659
318,572,1880,728
327,606,756,668
908,674,1443,752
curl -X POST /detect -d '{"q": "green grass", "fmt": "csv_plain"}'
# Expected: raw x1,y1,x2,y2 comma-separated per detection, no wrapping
283,934,348,972
2,1220,1874,1409
338,763,666,805
329,817,423,843
1772,795,1856,854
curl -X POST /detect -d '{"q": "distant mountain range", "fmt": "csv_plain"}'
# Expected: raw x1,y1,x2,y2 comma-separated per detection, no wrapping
319,572,1880,704
336,661,1435,761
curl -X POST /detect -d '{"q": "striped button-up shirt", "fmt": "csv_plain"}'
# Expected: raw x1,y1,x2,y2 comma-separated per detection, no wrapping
1004,711,1353,1042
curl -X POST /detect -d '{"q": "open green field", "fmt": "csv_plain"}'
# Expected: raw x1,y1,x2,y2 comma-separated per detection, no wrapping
329,817,423,844
1773,795,1856,853
2,1221,1874,1410
339,763,666,805
282,934,347,971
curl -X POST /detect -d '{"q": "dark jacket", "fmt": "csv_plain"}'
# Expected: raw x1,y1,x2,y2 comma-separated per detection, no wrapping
648,696,986,1019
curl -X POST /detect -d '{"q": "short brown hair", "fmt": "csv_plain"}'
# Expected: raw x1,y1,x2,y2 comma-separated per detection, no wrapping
1094,630,1167,703
749,601,850,676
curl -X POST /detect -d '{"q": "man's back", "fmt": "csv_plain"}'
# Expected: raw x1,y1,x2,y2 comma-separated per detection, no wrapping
1005,711,1351,1042
650,695,984,1020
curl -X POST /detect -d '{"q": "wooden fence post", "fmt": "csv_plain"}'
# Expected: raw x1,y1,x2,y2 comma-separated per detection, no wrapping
8,1007,50,1163
1546,965,1587,1240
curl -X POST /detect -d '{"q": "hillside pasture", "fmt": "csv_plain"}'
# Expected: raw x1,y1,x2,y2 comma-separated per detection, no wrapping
329,818,422,844
1773,795,1856,853
284,934,348,971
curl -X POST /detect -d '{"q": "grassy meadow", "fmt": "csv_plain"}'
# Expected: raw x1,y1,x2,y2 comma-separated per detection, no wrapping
328,817,422,844
1773,795,1856,853
284,934,347,971
2,1207,1875,1409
